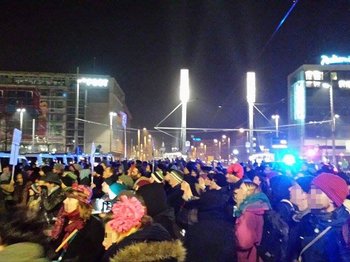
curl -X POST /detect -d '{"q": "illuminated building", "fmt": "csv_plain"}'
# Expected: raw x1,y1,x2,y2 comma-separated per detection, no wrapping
288,56,350,161
0,71,130,155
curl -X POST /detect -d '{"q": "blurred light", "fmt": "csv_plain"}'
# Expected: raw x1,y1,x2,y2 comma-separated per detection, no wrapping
247,72,256,103
282,154,296,166
78,77,108,87
180,69,189,102
306,149,317,157
232,149,239,155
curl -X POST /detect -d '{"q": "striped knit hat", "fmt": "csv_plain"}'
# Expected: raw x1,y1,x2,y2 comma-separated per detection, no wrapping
168,170,184,184
151,170,165,183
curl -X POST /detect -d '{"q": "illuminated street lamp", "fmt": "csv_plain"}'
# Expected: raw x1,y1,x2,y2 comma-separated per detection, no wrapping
109,112,117,153
16,108,26,130
271,114,280,137
180,69,190,155
247,72,256,154
74,69,109,152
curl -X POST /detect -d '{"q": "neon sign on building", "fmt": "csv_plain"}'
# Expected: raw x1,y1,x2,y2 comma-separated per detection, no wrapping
320,55,350,65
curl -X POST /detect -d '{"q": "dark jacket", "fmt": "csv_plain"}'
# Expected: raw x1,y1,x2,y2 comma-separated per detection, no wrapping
297,207,350,262
103,223,186,262
55,215,105,262
137,183,180,239
41,187,66,224
184,189,236,262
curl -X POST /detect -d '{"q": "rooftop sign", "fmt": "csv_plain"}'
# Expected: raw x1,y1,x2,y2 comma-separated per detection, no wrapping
321,55,350,65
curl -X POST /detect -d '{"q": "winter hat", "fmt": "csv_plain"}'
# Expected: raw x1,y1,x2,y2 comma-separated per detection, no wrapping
209,171,228,187
53,163,65,172
168,170,184,184
137,183,168,217
43,172,62,186
67,183,93,204
226,163,244,179
151,170,165,183
109,195,146,233
118,174,134,189
109,183,127,196
312,173,349,207
295,175,314,193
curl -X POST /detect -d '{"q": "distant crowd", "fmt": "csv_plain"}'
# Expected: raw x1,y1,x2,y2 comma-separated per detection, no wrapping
1,157,350,261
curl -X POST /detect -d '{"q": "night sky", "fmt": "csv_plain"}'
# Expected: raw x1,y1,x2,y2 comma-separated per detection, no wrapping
1,1,350,138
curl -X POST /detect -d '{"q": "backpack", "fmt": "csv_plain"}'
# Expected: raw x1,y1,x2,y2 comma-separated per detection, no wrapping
256,209,289,262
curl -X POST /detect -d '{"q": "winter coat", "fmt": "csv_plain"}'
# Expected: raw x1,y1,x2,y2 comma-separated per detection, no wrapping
103,223,186,262
0,242,48,262
234,192,270,262
53,215,105,262
184,189,236,262
41,187,66,224
297,207,350,262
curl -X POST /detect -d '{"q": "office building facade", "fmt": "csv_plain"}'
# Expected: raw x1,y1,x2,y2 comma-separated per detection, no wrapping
0,71,130,155
288,62,350,161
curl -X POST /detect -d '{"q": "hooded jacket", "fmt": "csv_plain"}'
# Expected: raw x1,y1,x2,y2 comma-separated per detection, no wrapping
234,192,271,262
110,240,186,262
104,223,186,262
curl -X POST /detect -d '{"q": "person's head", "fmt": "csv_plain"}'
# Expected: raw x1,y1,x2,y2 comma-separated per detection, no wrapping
103,166,116,179
105,194,151,245
128,166,142,180
226,163,243,184
53,163,65,174
309,173,349,212
64,184,93,221
207,171,227,190
0,208,49,251
289,176,313,211
15,172,24,185
42,172,62,189
164,170,184,187
102,174,127,200
234,181,259,207
150,170,165,184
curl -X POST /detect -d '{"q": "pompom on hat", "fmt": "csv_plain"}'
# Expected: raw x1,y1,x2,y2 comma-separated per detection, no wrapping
312,173,349,207
109,195,146,234
226,163,244,179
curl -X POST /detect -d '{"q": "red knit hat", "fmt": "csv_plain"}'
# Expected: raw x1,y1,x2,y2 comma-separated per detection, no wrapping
226,163,244,179
312,173,349,207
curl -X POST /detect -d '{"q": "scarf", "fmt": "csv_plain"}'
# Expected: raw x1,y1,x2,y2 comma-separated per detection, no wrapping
51,207,86,249
235,192,271,217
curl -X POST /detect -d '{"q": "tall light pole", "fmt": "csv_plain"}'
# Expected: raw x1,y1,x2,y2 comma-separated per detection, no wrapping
247,72,256,155
323,72,337,164
271,114,280,137
74,70,109,152
16,108,26,130
180,69,189,155
109,112,117,153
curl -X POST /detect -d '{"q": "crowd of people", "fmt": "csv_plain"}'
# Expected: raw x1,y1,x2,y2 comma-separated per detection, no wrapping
1,157,350,261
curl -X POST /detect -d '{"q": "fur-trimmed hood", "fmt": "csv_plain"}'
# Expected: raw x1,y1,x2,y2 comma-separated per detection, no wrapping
110,239,186,262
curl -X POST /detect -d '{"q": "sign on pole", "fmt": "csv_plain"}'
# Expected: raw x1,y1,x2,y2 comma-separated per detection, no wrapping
90,142,96,185
10,128,22,181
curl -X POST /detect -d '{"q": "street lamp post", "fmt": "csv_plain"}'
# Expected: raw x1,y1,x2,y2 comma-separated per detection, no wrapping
74,70,109,152
16,108,26,130
247,72,256,155
323,72,337,164
109,112,117,153
180,69,190,155
271,114,280,137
